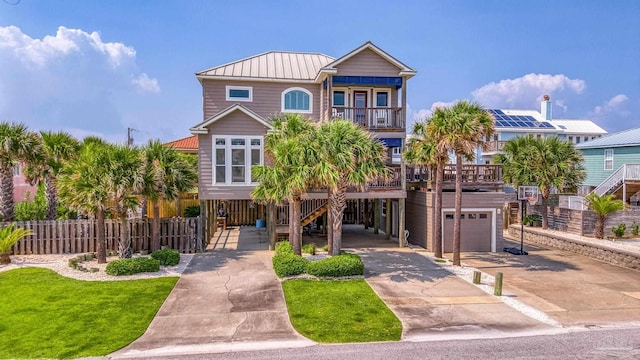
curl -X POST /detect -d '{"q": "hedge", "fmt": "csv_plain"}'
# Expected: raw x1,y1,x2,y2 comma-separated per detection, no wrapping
151,248,180,266
305,253,364,277
273,253,309,278
106,257,160,276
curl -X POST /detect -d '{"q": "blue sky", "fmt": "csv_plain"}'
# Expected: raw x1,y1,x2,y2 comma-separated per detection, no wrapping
1,0,638,144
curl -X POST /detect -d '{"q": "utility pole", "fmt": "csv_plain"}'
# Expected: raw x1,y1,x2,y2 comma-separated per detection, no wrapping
127,127,137,147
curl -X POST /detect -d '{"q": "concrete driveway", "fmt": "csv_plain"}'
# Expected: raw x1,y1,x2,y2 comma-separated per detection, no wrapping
355,247,552,341
111,250,312,358
461,238,640,328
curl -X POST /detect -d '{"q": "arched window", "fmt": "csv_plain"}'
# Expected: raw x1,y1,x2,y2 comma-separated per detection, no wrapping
281,87,312,113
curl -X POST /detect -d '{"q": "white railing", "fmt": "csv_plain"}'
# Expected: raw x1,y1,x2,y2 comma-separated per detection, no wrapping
592,164,640,196
566,196,588,210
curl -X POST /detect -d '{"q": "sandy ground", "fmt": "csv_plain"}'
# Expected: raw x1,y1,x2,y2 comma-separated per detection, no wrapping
0,253,195,281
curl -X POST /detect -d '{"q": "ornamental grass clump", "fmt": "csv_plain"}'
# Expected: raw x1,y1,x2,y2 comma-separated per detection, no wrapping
0,223,32,265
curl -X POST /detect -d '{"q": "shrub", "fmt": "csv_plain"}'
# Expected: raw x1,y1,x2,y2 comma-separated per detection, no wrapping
306,253,364,277
631,221,639,237
302,243,316,255
106,257,160,276
322,244,329,252
151,248,180,266
184,205,200,218
272,253,309,278
275,241,294,254
612,223,626,238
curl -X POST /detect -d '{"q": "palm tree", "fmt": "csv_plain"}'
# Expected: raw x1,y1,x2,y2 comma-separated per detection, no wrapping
316,119,388,256
24,131,80,220
404,115,448,258
59,139,111,263
429,101,494,266
141,140,198,252
105,145,145,258
0,122,41,221
252,114,319,255
585,193,624,239
496,135,586,229
0,223,33,265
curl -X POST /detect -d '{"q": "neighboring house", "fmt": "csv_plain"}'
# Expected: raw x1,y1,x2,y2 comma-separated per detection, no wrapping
163,135,198,155
13,162,37,202
481,95,607,164
190,41,415,244
576,127,640,205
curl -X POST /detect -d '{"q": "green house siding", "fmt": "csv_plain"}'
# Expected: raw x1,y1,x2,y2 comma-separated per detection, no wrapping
581,146,640,186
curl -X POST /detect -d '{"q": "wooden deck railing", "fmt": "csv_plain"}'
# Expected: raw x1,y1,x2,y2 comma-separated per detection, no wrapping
408,164,502,184
6,217,202,255
331,107,405,129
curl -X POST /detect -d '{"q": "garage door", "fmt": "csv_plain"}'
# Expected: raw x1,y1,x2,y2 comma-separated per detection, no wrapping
443,211,492,252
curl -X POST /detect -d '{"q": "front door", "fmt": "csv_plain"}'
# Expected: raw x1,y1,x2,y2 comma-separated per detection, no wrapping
354,91,367,126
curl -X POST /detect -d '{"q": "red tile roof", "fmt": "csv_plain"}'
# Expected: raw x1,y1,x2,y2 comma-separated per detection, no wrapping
164,135,198,151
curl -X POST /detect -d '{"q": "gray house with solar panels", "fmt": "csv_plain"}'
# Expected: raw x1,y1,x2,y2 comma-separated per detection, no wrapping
481,95,607,164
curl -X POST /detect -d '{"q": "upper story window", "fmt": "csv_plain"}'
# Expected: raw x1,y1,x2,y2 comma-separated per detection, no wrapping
226,86,253,102
333,91,345,107
213,136,263,185
282,87,312,113
376,91,389,107
604,149,614,170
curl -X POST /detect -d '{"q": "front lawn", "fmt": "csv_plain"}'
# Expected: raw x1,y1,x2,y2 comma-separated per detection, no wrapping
282,279,402,343
0,267,177,359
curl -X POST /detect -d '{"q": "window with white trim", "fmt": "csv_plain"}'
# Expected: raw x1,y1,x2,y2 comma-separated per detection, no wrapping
226,86,253,102
282,87,312,113
375,90,389,107
213,136,263,185
604,149,614,170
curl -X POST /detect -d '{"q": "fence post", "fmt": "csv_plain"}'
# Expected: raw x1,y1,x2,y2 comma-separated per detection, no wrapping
494,272,503,296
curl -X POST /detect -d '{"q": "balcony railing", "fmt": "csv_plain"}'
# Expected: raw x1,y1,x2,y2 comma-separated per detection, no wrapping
331,107,405,129
308,166,403,193
408,165,502,184
484,141,507,152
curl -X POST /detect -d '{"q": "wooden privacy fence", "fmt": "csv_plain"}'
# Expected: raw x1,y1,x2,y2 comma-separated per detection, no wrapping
5,217,202,255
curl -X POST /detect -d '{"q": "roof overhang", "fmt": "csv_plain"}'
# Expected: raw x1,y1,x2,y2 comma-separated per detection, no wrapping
190,104,273,135
195,74,317,84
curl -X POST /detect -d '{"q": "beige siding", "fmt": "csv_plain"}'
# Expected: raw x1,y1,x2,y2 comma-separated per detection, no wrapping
197,111,269,200
335,49,401,77
202,80,321,121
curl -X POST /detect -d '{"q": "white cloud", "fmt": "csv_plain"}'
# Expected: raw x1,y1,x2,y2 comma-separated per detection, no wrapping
593,94,628,114
0,25,161,140
132,73,160,93
471,73,586,110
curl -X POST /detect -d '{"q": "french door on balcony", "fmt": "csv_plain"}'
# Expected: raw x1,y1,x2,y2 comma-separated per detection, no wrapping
354,91,367,126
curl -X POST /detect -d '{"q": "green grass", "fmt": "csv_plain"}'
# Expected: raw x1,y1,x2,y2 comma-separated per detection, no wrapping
282,279,402,343
0,267,177,359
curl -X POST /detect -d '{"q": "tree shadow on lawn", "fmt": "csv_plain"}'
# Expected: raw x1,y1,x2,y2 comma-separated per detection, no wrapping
355,248,453,283
462,238,580,273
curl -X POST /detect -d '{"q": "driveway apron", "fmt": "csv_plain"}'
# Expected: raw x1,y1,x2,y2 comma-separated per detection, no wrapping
356,248,551,340
111,249,311,357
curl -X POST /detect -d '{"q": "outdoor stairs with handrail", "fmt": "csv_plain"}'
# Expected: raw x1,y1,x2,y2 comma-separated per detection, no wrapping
591,164,640,201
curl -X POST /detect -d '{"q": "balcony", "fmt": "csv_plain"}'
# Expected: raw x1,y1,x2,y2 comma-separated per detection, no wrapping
408,164,503,189
307,166,403,193
484,141,507,153
331,107,405,130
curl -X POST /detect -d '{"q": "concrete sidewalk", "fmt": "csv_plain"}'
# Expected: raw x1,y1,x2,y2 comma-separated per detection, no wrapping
110,250,312,358
355,247,552,341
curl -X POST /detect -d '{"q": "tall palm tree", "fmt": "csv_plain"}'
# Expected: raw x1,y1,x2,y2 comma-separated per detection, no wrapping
142,140,198,252
0,122,41,221
584,193,624,239
404,116,448,258
429,101,494,266
252,114,319,255
496,135,586,229
316,119,388,256
105,145,145,258
59,139,111,263
24,131,80,220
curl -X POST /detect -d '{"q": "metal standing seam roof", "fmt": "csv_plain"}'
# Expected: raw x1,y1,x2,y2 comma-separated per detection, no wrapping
196,51,335,81
576,127,640,149
548,119,607,134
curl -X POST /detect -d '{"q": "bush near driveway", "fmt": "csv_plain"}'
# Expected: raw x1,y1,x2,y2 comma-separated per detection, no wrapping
151,248,180,266
0,267,177,359
305,253,364,277
105,257,160,276
273,253,309,277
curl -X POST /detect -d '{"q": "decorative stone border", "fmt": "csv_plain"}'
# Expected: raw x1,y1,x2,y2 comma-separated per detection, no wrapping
508,226,640,270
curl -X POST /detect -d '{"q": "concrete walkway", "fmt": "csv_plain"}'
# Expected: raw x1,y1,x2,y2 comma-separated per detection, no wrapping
461,235,640,328
355,247,552,341
111,249,312,358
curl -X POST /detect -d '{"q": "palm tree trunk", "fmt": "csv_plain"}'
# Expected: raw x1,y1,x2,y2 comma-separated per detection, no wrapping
453,154,463,266
45,173,57,220
96,208,107,263
291,196,302,255
433,161,444,258
151,200,161,251
141,196,148,218
541,191,550,229
595,215,604,239
0,165,15,221
118,215,132,258
327,189,334,255
0,252,10,265
330,182,348,256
